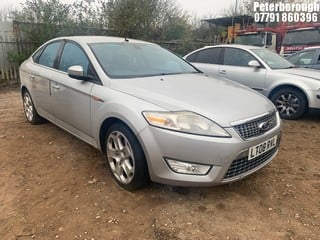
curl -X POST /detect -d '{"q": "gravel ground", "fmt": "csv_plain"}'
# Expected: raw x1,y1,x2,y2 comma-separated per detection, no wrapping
0,87,319,240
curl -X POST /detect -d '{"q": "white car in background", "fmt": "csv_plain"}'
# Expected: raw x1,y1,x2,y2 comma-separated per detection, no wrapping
185,45,320,119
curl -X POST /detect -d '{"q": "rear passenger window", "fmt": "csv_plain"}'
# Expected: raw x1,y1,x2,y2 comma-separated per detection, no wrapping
187,48,222,64
186,53,197,62
194,48,222,64
38,42,61,68
32,46,44,63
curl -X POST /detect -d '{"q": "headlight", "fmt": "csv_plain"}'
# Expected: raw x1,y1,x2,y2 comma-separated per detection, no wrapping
142,111,230,137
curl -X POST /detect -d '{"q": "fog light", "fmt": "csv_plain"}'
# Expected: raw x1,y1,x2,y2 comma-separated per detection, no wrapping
166,158,211,175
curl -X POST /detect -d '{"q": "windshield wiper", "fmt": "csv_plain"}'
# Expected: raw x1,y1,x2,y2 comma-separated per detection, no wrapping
159,72,178,76
159,71,200,76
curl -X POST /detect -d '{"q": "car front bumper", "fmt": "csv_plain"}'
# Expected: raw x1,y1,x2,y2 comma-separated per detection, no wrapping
308,90,320,109
138,122,282,187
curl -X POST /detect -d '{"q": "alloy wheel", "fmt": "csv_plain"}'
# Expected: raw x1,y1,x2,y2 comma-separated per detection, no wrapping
275,93,300,117
106,131,135,185
23,93,34,122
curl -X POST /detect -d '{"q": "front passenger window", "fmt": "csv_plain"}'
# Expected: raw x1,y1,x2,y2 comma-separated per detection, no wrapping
58,42,89,75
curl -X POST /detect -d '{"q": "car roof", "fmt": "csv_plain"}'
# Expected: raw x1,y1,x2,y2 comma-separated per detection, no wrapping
47,35,155,45
304,46,320,50
184,44,262,58
199,44,263,51
286,46,320,58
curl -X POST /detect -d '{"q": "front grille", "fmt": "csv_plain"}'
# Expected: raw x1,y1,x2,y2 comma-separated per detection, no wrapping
223,147,277,180
233,112,277,140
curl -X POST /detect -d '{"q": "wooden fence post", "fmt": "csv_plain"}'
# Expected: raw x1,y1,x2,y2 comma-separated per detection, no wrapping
0,21,19,82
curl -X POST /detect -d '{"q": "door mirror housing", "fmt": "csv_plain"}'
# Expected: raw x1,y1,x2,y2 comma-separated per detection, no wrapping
248,60,261,68
68,65,93,81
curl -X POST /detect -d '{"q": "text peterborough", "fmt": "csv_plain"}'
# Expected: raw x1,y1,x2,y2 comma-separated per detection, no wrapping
253,2,320,13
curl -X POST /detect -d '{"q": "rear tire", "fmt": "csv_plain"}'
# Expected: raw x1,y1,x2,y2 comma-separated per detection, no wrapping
270,87,307,120
105,123,149,191
22,90,44,124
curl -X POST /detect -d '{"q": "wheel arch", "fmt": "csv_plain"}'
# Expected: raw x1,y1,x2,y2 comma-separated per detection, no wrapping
99,117,124,153
268,84,309,107
21,85,28,96
98,117,146,155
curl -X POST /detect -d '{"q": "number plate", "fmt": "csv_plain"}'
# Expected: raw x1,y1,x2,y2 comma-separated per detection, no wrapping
248,135,278,160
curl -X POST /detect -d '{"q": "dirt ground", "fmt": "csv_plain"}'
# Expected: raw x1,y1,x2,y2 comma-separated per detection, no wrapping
0,87,319,240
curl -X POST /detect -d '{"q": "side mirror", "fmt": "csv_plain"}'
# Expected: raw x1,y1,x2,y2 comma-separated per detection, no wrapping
68,65,92,81
248,60,261,68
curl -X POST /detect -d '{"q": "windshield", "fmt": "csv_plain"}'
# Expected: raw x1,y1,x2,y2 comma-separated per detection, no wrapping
283,29,320,46
89,42,198,78
235,34,264,46
252,48,294,69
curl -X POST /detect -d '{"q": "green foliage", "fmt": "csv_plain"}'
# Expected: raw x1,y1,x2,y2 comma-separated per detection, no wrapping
11,0,222,64
161,15,191,41
13,0,72,46
7,51,30,65
106,0,155,38
105,0,190,40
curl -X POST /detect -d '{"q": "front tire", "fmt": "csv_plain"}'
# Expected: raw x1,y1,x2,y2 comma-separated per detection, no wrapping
270,87,307,120
22,90,44,124
105,123,149,191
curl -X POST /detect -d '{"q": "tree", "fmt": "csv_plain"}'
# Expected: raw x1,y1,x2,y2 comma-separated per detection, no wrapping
70,0,109,35
220,1,246,17
0,6,15,22
10,0,218,62
105,0,191,41
13,0,72,47
105,0,157,39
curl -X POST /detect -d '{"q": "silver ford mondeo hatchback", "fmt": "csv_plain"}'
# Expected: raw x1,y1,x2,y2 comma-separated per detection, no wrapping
20,36,282,190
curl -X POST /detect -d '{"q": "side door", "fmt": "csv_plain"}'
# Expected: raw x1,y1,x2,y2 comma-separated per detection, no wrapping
28,41,63,119
185,47,223,76
50,41,96,138
219,47,267,93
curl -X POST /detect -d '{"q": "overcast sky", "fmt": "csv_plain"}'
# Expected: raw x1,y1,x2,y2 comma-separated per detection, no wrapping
0,0,236,18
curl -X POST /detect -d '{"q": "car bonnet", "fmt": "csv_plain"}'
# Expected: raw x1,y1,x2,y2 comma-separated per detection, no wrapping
275,68,320,81
110,73,275,127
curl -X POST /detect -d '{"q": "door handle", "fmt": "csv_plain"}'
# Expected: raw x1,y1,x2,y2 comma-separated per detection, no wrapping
29,75,35,80
52,84,60,90
219,70,227,74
